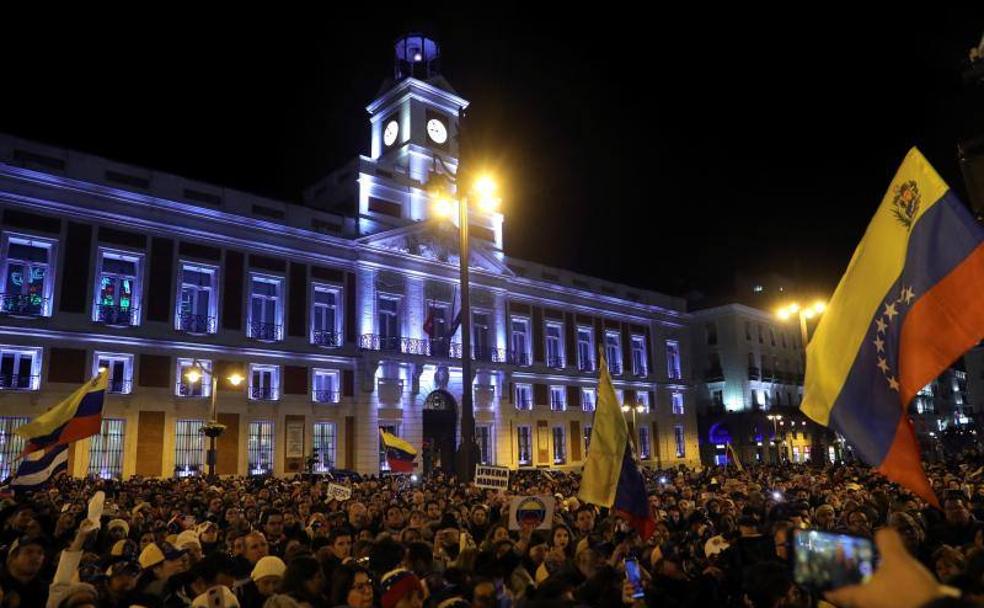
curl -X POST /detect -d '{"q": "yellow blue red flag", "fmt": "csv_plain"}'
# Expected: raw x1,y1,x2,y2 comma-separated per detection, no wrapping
380,428,417,473
579,351,655,539
802,148,984,508
15,369,108,455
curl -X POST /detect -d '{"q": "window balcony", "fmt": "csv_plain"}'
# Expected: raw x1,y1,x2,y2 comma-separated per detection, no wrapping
95,304,137,327
107,379,132,395
312,329,342,348
313,389,340,404
249,321,282,342
176,382,207,398
748,366,761,380
515,396,533,410
177,312,215,335
578,360,595,373
761,368,775,382
632,366,648,378
509,350,531,366
249,386,279,400
547,355,565,369
703,367,725,382
0,294,47,318
0,375,38,390
608,361,623,375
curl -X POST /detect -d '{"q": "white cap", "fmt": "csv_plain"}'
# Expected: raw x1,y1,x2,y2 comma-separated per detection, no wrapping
251,556,287,582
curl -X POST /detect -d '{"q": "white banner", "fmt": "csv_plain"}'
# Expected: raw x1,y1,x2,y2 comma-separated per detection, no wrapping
508,495,555,530
474,465,510,490
327,483,352,501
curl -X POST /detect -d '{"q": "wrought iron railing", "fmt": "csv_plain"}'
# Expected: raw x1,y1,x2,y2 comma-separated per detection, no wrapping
0,294,47,317
313,389,340,404
515,397,533,410
0,375,37,390
95,304,137,326
249,321,282,342
312,329,342,348
250,386,279,400
108,379,131,394
177,312,216,334
176,382,206,397
578,359,595,372
546,355,565,369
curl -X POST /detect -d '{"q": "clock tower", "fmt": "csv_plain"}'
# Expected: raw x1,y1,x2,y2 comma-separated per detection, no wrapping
367,34,469,183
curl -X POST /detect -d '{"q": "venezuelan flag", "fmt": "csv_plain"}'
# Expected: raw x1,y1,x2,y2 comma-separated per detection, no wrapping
380,429,417,473
802,148,984,508
15,369,108,455
579,351,655,540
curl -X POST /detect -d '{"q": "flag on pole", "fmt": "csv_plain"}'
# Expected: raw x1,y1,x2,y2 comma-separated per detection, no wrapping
15,370,108,455
802,148,984,508
10,444,68,493
380,429,417,473
726,443,744,472
579,351,655,540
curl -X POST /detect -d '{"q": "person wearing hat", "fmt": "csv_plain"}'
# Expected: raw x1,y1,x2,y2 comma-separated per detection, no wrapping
136,542,188,598
192,585,240,608
378,568,424,608
175,530,204,564
1,534,48,608
236,555,286,608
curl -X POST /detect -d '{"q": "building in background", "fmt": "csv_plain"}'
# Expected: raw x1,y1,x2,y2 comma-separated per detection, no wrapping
0,34,699,480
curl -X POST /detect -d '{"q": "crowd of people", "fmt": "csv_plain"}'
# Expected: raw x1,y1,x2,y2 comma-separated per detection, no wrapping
5,450,984,608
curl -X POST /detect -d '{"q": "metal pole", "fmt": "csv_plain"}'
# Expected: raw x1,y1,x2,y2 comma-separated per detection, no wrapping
798,311,809,347
458,196,475,483
208,374,218,480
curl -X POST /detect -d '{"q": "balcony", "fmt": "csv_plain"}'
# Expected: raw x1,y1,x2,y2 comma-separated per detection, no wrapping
761,369,775,382
578,360,595,373
0,375,37,390
632,366,648,378
312,329,342,348
515,396,533,410
0,294,47,318
359,334,520,365
509,350,531,366
546,355,565,369
107,379,131,395
95,304,137,327
176,382,207,398
177,312,215,335
249,386,279,400
608,361,623,375
748,366,761,380
249,321,282,342
703,367,724,383
313,389,340,404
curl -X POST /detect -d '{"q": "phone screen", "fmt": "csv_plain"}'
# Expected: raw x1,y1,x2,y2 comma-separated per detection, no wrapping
624,557,645,599
792,529,876,592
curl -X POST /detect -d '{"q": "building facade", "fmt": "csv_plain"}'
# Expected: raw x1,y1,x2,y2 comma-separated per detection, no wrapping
690,303,837,466
0,35,699,480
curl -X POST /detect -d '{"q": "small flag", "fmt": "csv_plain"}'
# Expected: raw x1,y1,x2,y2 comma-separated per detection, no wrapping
579,350,655,540
16,370,108,455
380,429,417,473
802,148,984,508
726,443,744,472
11,444,68,493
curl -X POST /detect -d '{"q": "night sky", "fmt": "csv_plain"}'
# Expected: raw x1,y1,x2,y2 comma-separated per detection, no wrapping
2,11,982,305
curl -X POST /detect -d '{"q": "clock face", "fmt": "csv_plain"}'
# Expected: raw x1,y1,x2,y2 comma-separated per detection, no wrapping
383,120,399,147
426,118,448,144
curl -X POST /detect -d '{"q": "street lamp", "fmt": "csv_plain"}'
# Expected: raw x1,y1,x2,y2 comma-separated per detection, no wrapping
767,414,783,464
429,162,501,484
184,360,244,479
621,403,646,445
776,300,827,346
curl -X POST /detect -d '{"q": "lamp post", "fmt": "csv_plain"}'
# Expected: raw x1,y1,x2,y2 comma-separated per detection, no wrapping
621,403,646,454
776,300,826,347
766,414,783,464
185,361,244,480
429,162,500,484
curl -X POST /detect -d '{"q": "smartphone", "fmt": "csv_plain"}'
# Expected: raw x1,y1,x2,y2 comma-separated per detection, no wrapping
792,529,876,592
624,557,645,599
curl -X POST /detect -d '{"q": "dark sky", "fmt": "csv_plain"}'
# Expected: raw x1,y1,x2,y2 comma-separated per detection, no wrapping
2,11,982,302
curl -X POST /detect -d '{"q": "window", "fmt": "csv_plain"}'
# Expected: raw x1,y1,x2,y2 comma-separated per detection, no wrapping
631,335,648,376
249,364,279,401
313,422,337,472
553,427,566,464
757,324,764,344
792,446,801,463
0,417,29,480
638,426,651,459
545,323,564,368
549,386,566,411
378,424,399,471
581,388,596,412
584,425,593,452
605,331,622,374
93,352,133,394
672,391,685,415
517,426,532,465
674,425,686,458
515,383,533,410
176,358,211,397
312,369,340,404
476,425,493,465
249,275,283,341
312,285,341,347
744,321,752,341
636,391,650,413
471,311,490,361
770,328,776,347
377,296,401,351
665,340,682,380
576,327,594,371
510,318,530,365
89,418,126,479
712,390,723,407
0,346,41,390
1,235,55,317
425,301,451,356
248,421,275,476
174,419,205,477
705,323,718,346
93,249,142,326
176,263,217,334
